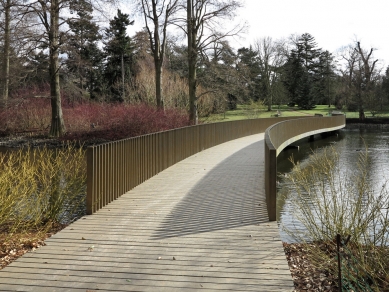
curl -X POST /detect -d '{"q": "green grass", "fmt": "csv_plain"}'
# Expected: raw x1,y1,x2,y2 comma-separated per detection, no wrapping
200,104,389,123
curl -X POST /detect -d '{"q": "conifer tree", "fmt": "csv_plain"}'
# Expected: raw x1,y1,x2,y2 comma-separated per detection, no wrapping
67,1,103,99
283,33,322,109
103,9,134,101
237,47,261,101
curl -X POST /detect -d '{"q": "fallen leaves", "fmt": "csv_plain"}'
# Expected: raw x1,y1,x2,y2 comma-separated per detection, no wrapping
1,224,66,270
283,242,337,291
1,236,45,269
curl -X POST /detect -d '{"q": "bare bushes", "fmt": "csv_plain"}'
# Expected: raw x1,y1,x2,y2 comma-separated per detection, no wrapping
0,99,190,140
282,147,389,289
127,59,189,108
128,58,226,117
4,84,52,131
63,103,190,141
0,144,86,235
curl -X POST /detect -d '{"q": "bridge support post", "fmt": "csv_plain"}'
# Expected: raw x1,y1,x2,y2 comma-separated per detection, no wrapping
264,139,277,221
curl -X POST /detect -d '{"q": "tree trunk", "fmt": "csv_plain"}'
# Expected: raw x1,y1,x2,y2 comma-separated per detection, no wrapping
187,0,197,124
267,97,272,111
152,1,164,111
155,60,164,109
48,0,65,137
359,108,365,120
121,53,125,101
358,88,365,121
188,56,197,124
1,0,11,108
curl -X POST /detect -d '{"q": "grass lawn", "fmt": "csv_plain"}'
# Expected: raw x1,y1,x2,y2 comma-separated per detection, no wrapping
200,104,389,123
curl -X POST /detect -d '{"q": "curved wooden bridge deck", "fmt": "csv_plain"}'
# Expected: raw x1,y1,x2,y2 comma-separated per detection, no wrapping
0,133,294,291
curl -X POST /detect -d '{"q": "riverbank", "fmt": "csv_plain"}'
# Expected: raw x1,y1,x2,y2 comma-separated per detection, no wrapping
346,117,389,129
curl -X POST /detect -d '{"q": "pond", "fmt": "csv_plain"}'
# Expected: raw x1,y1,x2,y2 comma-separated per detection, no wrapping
277,126,389,243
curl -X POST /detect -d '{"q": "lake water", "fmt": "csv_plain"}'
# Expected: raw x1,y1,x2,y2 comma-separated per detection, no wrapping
277,126,389,243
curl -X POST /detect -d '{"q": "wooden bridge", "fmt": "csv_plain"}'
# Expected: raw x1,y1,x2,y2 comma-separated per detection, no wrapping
0,116,345,291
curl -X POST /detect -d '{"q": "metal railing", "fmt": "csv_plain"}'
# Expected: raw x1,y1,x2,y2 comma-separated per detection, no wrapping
264,114,346,221
86,115,345,218
86,117,302,214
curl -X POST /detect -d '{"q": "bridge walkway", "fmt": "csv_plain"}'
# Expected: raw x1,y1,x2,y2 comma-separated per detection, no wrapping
0,133,294,291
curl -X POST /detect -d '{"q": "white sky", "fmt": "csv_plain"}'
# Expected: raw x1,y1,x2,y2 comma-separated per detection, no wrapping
125,0,389,68
237,0,389,67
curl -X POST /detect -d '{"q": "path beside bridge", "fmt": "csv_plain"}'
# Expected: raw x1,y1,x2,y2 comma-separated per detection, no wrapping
0,133,294,291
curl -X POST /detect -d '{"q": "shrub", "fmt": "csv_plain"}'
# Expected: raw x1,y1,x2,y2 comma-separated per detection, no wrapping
63,103,191,141
0,144,86,235
0,99,190,140
282,146,389,289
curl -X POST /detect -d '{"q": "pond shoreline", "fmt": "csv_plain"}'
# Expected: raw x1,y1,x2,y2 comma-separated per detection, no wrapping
0,134,108,149
346,123,389,130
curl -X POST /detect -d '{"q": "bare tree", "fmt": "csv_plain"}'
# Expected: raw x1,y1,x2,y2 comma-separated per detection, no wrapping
339,42,379,120
0,0,13,106
1,0,39,107
337,45,358,109
23,0,114,137
355,42,379,120
138,0,179,110
254,37,287,111
185,0,244,124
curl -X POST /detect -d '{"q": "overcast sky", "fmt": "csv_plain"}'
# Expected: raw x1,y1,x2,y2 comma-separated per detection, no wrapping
237,0,389,67
126,0,388,68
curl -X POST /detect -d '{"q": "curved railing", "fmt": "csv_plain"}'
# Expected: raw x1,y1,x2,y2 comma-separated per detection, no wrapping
264,114,346,221
86,117,303,214
87,115,345,218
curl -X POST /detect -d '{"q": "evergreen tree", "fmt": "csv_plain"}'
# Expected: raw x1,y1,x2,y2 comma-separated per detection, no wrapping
66,0,103,99
24,50,50,85
283,33,322,109
282,49,304,106
200,40,243,113
166,44,189,78
237,47,261,101
312,51,336,106
103,9,134,101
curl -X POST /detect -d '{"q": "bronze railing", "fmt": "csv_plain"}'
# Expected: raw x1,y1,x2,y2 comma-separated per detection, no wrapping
264,114,346,221
87,115,345,218
86,117,302,214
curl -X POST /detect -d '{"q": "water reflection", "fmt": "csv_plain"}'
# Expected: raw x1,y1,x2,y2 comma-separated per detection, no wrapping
277,128,389,243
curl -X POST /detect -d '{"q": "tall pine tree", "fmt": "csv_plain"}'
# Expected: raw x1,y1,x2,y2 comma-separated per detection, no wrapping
237,47,261,102
104,9,134,101
283,33,322,109
67,0,103,99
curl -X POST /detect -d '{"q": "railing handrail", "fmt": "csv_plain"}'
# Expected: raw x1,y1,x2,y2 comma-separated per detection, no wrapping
86,115,345,221
86,117,302,215
264,114,346,221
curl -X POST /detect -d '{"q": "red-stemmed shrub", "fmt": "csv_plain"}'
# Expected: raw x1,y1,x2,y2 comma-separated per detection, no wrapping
1,97,190,141
63,103,191,141
0,84,52,134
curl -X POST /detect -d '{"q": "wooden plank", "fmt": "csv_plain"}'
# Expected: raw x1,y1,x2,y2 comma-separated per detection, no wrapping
0,134,294,291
